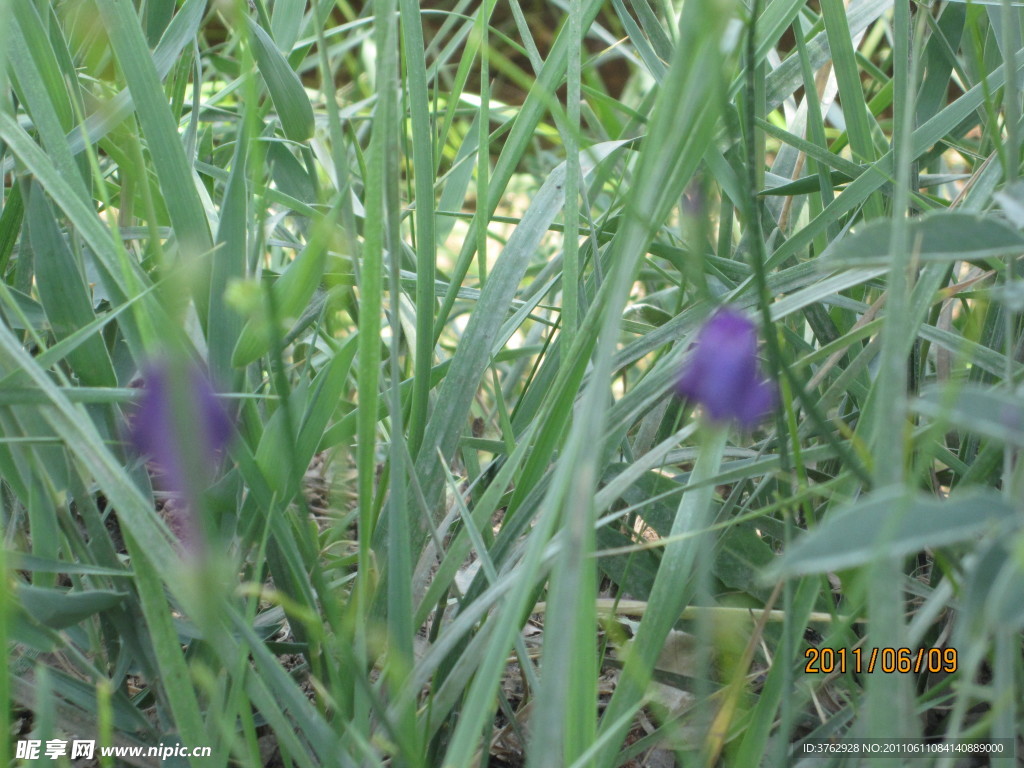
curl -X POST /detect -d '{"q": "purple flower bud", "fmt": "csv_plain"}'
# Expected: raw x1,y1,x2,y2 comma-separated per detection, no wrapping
129,359,233,547
675,308,775,429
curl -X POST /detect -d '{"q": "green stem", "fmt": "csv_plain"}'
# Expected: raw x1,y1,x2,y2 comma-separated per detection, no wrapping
595,424,729,767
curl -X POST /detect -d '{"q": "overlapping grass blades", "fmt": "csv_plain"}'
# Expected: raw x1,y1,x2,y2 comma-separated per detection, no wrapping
1,0,1022,765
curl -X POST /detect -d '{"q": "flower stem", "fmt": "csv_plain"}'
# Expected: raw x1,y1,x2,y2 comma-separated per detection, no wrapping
595,423,729,766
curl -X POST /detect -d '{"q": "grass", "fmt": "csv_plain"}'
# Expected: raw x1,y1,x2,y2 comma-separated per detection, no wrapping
2,0,1024,766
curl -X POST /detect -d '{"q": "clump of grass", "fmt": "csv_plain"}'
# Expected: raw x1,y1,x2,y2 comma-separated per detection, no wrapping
2,0,1022,766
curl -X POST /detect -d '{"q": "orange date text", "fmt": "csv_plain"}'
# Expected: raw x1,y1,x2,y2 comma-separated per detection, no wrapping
804,647,957,675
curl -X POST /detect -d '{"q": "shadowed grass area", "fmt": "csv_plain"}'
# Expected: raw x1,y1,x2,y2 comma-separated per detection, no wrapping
1,0,1023,766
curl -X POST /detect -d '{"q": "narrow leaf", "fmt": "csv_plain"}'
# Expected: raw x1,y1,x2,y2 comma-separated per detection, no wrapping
769,489,1018,578
247,16,315,142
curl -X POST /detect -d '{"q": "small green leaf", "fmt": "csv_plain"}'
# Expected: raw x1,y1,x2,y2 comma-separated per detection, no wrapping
824,211,1024,266
596,525,660,598
267,141,317,203
247,16,314,142
26,186,117,387
96,0,214,260
623,303,673,328
16,584,127,629
6,553,130,577
760,169,857,196
768,488,1018,578
958,540,1024,636
913,384,1024,447
713,525,777,603
230,241,328,367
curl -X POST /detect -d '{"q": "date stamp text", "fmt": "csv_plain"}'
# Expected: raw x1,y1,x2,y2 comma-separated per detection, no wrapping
804,647,957,675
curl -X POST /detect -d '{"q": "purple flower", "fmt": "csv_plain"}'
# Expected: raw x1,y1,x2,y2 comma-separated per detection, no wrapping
675,308,775,429
129,359,233,546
